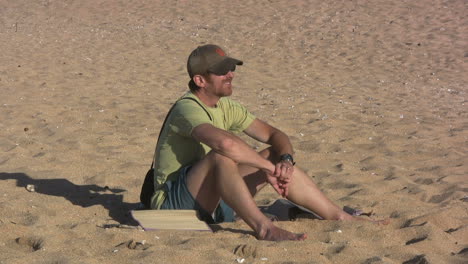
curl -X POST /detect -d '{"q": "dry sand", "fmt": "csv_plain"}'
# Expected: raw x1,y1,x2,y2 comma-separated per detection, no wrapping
0,0,467,263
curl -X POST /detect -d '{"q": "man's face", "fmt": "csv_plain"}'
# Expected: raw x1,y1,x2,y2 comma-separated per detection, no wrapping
203,71,235,97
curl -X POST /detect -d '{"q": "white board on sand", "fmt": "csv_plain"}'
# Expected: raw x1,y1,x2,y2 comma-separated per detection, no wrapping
131,210,212,231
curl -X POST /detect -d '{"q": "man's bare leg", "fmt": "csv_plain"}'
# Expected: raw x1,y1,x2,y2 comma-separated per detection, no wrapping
244,148,388,224
287,172,390,224
185,151,307,241
277,159,389,223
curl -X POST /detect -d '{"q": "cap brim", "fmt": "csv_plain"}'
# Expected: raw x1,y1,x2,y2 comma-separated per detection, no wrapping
208,57,243,75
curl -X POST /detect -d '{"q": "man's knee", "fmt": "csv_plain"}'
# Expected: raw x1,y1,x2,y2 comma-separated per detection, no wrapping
259,147,275,161
206,151,237,167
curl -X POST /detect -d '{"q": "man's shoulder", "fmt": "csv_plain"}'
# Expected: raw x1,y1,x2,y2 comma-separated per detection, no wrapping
175,93,204,109
173,93,212,121
218,97,251,114
177,91,196,102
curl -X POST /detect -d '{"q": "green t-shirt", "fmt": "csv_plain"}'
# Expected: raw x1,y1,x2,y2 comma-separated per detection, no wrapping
150,92,256,209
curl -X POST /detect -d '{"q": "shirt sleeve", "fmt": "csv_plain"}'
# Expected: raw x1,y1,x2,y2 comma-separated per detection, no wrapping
169,99,212,137
223,98,256,133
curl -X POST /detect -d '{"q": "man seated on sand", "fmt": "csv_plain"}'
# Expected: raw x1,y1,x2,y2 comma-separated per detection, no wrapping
149,44,385,241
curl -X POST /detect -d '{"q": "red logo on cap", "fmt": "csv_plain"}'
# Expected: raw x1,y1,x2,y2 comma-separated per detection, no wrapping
215,48,225,56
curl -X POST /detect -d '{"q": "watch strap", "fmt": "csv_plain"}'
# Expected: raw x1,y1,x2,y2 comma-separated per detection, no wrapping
280,153,295,166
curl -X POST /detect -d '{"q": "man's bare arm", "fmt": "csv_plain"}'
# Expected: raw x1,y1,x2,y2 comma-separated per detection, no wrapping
243,119,295,159
191,123,275,173
243,118,296,196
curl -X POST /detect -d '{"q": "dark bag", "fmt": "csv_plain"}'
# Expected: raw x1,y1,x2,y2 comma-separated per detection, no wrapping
139,97,211,208
139,166,155,209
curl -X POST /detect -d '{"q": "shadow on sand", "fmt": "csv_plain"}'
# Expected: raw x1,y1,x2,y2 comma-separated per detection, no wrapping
0,172,140,225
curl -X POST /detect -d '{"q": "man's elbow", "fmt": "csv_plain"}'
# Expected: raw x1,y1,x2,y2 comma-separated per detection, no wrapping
215,137,243,161
217,137,236,153
267,129,288,144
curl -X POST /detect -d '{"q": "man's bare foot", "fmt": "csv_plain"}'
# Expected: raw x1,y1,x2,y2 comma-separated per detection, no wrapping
257,225,307,241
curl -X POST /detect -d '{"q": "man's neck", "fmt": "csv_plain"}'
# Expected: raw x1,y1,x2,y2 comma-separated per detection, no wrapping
193,90,220,107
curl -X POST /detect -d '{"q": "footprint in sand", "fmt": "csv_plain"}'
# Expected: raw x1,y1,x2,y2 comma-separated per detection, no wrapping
402,254,429,264
405,235,428,245
363,256,383,264
15,236,44,252
428,191,454,203
233,244,258,258
444,226,462,234
400,219,427,229
324,244,346,255
18,212,39,226
329,163,344,173
414,178,434,185
115,239,152,251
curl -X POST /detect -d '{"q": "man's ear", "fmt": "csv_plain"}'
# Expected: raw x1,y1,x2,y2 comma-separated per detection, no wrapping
193,75,206,88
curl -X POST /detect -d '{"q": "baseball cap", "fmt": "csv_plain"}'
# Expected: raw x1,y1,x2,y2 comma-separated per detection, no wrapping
187,44,243,78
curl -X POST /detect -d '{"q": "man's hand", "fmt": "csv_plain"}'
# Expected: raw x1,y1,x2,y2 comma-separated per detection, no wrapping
266,161,294,197
266,173,287,197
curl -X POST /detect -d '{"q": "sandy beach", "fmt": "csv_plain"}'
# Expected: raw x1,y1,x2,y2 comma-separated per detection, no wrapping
1,0,467,263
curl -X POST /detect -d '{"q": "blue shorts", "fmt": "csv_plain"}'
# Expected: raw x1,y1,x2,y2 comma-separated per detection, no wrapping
160,166,235,224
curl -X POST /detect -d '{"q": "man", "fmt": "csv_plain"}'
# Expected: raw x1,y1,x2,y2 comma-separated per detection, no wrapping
150,44,379,241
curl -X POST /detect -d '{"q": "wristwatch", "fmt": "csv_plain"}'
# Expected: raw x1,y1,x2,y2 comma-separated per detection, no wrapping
280,153,295,166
